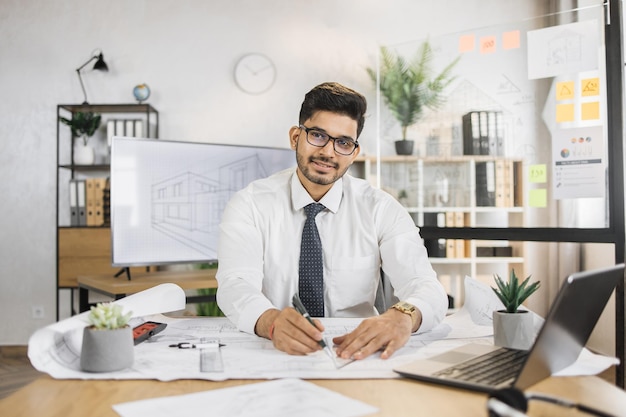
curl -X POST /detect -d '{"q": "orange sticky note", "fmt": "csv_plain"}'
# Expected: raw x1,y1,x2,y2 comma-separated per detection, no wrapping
459,34,475,53
480,36,497,54
556,103,575,123
581,78,600,96
556,81,575,101
502,30,520,50
581,101,600,120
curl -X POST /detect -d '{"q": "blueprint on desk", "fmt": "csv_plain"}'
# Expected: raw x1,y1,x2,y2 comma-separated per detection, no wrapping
27,279,618,381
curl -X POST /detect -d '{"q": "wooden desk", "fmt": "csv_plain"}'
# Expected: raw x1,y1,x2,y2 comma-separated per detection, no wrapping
77,269,218,312
1,375,625,417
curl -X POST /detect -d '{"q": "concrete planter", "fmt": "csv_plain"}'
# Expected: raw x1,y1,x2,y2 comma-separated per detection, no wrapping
492,310,534,350
394,140,414,155
80,325,134,372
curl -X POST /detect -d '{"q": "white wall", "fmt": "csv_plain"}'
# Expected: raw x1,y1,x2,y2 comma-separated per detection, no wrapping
0,0,547,344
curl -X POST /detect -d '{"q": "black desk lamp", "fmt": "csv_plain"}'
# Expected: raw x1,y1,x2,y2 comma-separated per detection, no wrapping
76,50,109,104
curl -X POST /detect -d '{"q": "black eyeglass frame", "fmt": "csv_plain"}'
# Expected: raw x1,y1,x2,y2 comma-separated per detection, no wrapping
298,125,359,156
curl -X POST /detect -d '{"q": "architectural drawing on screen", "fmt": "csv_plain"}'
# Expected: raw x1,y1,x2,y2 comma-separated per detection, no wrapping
150,153,271,257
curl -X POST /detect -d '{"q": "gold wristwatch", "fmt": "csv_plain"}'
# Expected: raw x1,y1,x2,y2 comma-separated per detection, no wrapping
391,301,418,329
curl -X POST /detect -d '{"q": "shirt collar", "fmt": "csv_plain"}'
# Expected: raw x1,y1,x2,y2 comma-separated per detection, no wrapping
290,170,342,214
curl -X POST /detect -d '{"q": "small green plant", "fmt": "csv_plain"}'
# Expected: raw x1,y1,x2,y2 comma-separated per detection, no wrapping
366,41,459,140
60,111,101,145
492,270,540,313
87,302,132,330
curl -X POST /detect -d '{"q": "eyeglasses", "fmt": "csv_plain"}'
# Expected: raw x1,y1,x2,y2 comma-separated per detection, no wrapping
299,125,359,156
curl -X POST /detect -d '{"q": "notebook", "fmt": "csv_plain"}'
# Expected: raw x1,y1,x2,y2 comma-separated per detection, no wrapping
394,263,624,393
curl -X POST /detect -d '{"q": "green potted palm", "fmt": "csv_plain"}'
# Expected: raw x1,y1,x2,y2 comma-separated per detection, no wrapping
492,270,541,350
60,111,101,165
80,302,134,372
367,41,459,155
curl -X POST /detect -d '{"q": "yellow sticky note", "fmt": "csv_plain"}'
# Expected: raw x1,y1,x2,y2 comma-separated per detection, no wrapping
480,36,497,54
529,189,547,208
581,102,600,120
556,103,575,123
529,164,547,183
502,30,520,50
556,81,575,101
459,34,475,53
581,78,600,96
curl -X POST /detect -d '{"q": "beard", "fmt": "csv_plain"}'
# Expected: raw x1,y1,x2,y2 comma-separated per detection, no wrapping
296,151,349,186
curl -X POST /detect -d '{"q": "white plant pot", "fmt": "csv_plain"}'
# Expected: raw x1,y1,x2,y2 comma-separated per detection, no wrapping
80,326,134,372
493,310,534,350
73,139,95,165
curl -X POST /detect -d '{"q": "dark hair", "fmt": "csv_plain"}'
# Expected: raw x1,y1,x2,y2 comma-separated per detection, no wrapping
298,82,367,138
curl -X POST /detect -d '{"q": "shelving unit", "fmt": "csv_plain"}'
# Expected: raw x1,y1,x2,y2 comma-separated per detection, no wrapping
55,104,159,320
350,155,526,306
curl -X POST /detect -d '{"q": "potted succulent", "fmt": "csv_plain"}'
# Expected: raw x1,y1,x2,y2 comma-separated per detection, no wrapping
60,111,102,165
80,302,134,372
491,270,541,350
367,41,459,155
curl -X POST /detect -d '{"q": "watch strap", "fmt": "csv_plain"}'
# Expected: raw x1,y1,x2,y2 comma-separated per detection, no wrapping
391,301,418,329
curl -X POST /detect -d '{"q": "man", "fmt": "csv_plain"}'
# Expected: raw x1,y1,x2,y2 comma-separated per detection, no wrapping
216,82,447,360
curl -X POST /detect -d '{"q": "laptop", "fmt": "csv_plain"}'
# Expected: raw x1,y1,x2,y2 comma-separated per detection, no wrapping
394,263,624,393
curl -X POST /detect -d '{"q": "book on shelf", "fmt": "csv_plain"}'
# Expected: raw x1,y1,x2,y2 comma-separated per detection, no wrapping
475,161,496,206
494,160,506,207
488,111,504,157
476,246,513,257
478,111,489,155
103,177,111,226
462,112,481,155
462,110,503,156
85,178,96,226
76,179,87,226
85,177,107,226
422,212,446,258
453,211,468,258
71,178,107,227
107,119,145,145
69,179,79,226
445,212,456,258
513,161,523,207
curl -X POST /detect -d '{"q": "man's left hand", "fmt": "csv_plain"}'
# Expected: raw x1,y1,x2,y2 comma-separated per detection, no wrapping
332,308,420,360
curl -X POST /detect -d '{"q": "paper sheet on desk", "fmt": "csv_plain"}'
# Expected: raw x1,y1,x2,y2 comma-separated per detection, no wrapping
27,283,186,379
113,378,378,417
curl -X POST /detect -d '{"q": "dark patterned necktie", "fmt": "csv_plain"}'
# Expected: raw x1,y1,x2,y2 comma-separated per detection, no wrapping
299,203,325,317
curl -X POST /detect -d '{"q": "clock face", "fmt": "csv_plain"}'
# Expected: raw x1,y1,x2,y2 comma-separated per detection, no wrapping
234,53,276,94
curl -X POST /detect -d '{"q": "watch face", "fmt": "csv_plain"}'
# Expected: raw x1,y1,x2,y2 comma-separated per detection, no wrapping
234,53,276,94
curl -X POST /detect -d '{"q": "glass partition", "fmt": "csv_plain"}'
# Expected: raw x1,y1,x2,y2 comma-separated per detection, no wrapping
367,3,611,230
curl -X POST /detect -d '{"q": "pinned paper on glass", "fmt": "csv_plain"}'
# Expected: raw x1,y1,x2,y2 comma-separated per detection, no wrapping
527,20,599,80
552,126,605,199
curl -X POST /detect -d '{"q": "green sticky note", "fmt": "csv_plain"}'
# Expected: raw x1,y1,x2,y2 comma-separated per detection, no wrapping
529,188,547,207
529,164,547,183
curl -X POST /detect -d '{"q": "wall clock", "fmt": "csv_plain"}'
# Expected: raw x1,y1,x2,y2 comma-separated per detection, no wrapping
234,53,276,94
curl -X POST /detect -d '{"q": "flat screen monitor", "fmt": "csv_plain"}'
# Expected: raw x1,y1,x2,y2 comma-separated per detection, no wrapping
110,137,295,267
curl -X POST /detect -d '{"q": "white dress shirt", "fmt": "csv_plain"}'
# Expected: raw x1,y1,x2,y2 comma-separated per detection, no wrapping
216,167,448,335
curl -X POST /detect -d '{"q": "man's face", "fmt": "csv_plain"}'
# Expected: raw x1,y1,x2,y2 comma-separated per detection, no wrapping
289,111,361,196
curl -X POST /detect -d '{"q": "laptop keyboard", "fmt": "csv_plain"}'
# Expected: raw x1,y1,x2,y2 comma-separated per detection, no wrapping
432,348,529,386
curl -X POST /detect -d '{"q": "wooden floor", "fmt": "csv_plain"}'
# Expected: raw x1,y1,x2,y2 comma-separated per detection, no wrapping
0,346,43,400
0,345,620,400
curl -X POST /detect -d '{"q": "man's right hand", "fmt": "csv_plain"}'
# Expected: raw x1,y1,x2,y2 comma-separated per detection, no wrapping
255,308,326,355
